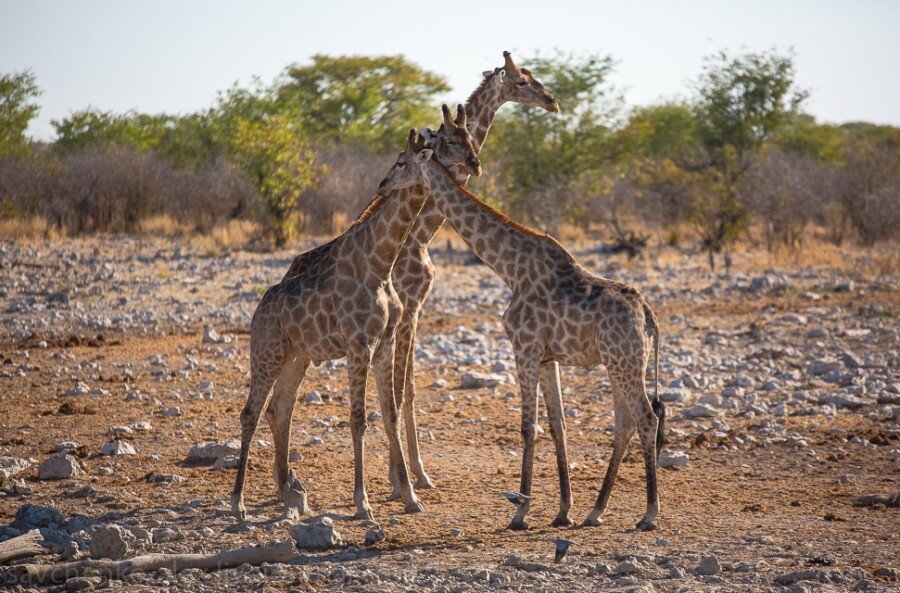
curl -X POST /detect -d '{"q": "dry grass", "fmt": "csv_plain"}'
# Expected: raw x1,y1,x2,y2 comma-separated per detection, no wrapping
0,216,62,240
188,220,262,256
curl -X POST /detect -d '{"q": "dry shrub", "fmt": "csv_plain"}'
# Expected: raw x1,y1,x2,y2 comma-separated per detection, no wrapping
0,216,62,240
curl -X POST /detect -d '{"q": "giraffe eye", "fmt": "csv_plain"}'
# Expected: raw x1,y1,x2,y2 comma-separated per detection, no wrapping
517,81,527,87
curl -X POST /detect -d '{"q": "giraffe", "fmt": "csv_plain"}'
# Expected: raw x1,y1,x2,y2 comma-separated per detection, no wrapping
231,106,481,523
378,145,666,532
280,51,560,497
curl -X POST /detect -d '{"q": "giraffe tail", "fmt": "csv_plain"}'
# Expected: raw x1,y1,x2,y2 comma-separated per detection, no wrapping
643,302,665,455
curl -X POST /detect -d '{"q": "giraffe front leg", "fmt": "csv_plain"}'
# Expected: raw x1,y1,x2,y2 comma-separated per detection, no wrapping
540,361,573,527
509,355,541,531
397,310,434,489
347,346,374,521
375,336,423,514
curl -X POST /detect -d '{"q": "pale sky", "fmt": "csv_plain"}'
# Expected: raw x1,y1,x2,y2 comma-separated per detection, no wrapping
2,0,898,140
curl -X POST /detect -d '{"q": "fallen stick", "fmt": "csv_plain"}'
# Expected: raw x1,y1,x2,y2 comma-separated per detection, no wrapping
3,540,298,585
0,530,48,565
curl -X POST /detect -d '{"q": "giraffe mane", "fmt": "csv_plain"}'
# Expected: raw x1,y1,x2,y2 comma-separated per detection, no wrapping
465,74,494,108
347,192,392,229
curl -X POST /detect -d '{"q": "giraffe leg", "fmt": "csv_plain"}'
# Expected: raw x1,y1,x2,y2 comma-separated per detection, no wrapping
584,387,635,526
374,336,423,514
231,330,285,521
397,310,435,489
628,377,661,532
509,355,541,531
265,356,310,504
347,344,375,521
540,361,573,527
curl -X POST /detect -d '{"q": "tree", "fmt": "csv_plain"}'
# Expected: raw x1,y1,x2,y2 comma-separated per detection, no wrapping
276,55,448,151
230,113,323,247
481,52,620,231
689,49,807,269
0,70,40,157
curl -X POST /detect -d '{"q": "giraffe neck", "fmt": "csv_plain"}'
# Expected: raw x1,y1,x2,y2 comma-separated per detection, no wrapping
421,161,557,294
346,184,430,279
408,78,506,245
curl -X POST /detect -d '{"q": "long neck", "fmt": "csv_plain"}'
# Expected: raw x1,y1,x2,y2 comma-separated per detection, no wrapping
465,77,505,154
406,78,507,247
345,184,429,279
421,161,559,294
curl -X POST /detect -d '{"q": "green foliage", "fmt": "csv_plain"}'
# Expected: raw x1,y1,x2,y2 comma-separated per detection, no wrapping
230,113,323,246
0,70,40,157
482,52,620,227
276,55,449,151
619,103,699,160
694,49,807,163
774,115,845,162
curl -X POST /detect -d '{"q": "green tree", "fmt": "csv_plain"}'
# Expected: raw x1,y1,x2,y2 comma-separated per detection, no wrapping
0,70,41,157
230,113,323,246
481,52,620,229
275,55,449,151
689,49,807,268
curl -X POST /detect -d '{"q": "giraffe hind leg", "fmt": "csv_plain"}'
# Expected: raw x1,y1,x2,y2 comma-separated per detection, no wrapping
265,355,310,506
231,331,286,521
584,388,634,526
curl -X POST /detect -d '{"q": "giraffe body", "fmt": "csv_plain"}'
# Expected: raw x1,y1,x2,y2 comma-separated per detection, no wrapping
380,148,666,531
232,114,481,522
281,52,560,495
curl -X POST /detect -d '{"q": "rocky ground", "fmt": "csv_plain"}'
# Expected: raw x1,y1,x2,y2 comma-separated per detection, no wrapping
0,236,898,592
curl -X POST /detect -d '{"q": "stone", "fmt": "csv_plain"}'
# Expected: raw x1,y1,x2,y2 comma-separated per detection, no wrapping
0,456,30,480
697,555,721,575
774,569,830,586
659,388,689,403
820,392,874,410
459,372,508,389
65,576,101,591
63,382,90,396
809,361,841,376
163,406,181,417
102,440,137,456
147,473,185,484
290,516,343,550
187,438,241,461
364,526,387,546
681,404,718,419
213,455,239,469
39,454,83,480
658,450,689,469
202,327,232,344
13,503,65,530
89,524,151,560
306,391,324,404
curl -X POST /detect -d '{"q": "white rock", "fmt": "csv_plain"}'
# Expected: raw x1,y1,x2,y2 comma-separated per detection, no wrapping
64,382,90,396
102,440,137,456
163,406,181,417
290,516,343,550
306,391,324,405
658,450,689,469
187,438,241,461
0,456,30,480
213,455,239,469
38,454,83,480
460,372,508,389
681,404,718,418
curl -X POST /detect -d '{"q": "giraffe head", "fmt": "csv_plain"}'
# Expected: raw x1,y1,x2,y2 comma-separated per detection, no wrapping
427,104,482,177
378,129,438,194
378,105,480,194
483,51,560,113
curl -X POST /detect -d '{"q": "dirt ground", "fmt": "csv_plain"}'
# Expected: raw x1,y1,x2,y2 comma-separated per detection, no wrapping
0,237,897,592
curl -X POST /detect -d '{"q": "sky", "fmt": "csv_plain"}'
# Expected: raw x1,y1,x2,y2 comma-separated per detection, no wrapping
2,0,899,140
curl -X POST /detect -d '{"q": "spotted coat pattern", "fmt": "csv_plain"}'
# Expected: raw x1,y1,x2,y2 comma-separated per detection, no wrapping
379,152,666,531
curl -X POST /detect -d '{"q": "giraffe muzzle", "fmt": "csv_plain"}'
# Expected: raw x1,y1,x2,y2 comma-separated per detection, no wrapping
466,157,483,177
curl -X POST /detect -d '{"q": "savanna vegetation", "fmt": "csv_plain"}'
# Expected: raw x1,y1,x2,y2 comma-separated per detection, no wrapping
1,51,897,266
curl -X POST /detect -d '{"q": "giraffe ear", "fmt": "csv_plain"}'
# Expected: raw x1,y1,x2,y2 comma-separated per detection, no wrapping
498,69,506,82
416,148,433,163
482,70,493,79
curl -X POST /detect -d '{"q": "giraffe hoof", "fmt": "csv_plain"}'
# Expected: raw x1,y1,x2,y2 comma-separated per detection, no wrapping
404,499,425,514
551,515,575,528
387,490,403,502
635,520,657,532
508,519,529,531
414,476,436,489
231,495,247,522
355,508,375,522
582,517,603,527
